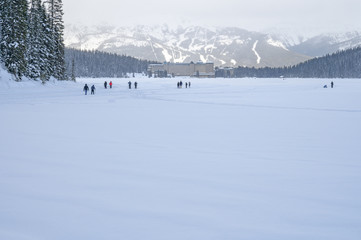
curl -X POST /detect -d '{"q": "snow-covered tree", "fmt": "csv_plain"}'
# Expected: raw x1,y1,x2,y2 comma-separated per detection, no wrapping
0,0,3,61
27,0,43,79
70,58,76,81
0,0,28,80
45,0,66,80
39,3,54,80
27,0,57,81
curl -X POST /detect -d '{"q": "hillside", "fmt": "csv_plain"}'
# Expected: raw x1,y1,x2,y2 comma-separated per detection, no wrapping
230,47,361,78
65,48,156,78
64,24,311,68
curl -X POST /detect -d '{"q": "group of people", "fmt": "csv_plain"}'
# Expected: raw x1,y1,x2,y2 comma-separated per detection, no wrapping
323,81,335,88
84,80,195,94
104,81,113,89
177,81,191,88
83,84,96,95
128,81,138,89
83,81,139,95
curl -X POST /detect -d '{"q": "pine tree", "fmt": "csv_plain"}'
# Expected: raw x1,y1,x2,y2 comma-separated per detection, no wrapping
71,58,76,81
40,3,54,80
0,0,3,62
27,0,42,79
0,0,28,80
45,0,66,80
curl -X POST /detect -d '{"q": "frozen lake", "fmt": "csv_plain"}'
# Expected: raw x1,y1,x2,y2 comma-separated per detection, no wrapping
1,77,361,240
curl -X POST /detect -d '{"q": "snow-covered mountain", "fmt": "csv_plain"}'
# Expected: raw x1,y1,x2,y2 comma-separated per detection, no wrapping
64,24,361,67
64,25,311,67
266,27,361,57
288,32,361,57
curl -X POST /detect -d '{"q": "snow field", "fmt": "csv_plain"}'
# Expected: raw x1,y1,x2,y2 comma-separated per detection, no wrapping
1,77,361,240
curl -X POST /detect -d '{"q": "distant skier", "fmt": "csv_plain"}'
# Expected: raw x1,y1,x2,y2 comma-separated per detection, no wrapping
83,84,89,95
331,81,334,88
185,82,188,88
91,85,96,95
104,81,107,89
180,81,183,88
177,82,180,88
109,81,113,89
189,82,191,88
128,81,132,89
134,82,138,89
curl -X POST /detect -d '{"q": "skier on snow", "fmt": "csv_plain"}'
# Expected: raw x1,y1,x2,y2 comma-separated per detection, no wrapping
91,85,96,95
109,81,113,89
104,81,107,89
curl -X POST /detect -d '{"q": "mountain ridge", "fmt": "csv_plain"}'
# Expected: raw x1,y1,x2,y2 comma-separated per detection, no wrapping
64,24,361,67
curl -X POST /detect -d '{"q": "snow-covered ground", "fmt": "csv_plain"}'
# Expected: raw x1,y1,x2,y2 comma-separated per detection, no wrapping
1,75,361,240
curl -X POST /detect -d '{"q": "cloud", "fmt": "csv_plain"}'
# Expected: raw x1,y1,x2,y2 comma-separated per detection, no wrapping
62,0,361,33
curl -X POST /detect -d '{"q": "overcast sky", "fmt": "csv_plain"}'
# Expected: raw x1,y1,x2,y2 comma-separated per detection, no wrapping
62,0,361,34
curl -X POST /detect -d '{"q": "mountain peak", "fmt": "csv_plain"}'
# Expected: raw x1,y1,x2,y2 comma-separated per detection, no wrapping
64,24,361,67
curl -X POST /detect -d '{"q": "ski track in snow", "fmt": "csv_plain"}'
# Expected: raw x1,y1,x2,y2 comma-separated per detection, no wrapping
135,86,361,113
139,95,361,113
252,40,261,64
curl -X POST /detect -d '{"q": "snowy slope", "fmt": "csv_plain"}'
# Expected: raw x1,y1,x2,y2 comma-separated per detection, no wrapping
289,31,361,57
1,77,361,240
65,25,311,67
267,28,361,57
0,64,14,86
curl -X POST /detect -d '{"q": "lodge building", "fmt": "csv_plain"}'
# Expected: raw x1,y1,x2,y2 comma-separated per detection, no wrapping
148,61,215,78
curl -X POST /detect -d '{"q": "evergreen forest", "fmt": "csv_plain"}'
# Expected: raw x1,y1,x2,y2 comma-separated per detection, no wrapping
216,47,361,78
65,48,156,78
0,0,66,81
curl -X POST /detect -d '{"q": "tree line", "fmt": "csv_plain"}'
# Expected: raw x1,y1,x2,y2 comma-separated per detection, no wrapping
216,47,361,78
65,48,156,79
0,0,66,81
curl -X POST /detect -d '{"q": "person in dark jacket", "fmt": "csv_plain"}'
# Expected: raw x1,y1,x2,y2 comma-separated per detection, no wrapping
91,85,96,95
331,81,334,88
104,81,107,89
134,82,138,89
189,82,191,88
128,81,132,89
83,84,89,95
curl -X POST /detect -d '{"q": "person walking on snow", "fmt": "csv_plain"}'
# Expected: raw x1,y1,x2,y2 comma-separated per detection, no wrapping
134,82,138,89
91,85,96,95
331,81,334,88
128,81,132,89
109,81,113,89
83,84,89,95
104,81,107,89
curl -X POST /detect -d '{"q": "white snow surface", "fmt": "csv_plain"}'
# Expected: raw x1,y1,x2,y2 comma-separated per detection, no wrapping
252,40,261,64
1,74,361,240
